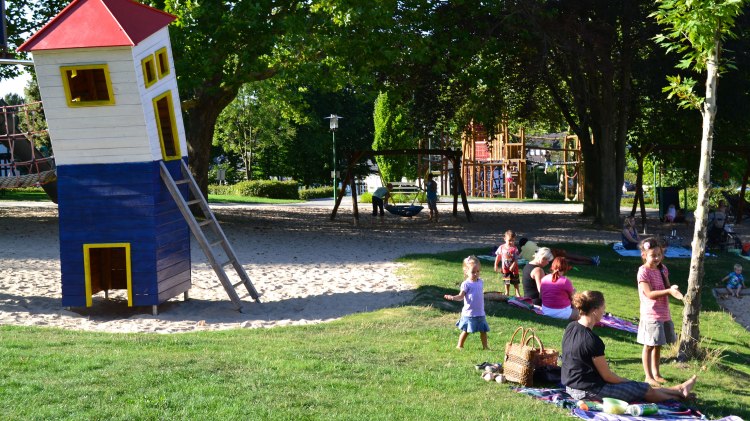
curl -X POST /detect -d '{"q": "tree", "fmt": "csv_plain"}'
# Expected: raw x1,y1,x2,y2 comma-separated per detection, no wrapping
652,0,748,360
372,91,415,183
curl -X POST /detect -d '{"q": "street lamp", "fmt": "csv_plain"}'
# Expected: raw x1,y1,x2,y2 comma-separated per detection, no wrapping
325,114,342,201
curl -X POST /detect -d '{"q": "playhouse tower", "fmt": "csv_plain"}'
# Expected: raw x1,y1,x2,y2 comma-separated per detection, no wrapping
19,0,192,310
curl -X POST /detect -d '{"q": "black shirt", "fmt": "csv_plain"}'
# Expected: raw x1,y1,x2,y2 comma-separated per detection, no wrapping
561,321,606,392
521,263,542,305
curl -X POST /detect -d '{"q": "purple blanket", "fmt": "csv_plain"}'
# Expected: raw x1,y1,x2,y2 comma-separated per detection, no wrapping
513,387,740,421
507,297,638,334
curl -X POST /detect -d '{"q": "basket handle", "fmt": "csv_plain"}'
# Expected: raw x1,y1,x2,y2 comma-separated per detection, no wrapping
509,326,527,345
523,329,545,353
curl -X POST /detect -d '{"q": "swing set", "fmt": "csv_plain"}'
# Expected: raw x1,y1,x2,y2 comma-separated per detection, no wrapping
330,148,473,222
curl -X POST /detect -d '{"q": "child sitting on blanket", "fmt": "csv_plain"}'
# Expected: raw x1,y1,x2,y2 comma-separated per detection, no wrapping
495,230,521,297
444,256,489,350
637,238,684,387
721,263,746,299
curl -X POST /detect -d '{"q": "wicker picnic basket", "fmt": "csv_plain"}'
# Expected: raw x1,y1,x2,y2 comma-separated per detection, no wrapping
503,327,558,386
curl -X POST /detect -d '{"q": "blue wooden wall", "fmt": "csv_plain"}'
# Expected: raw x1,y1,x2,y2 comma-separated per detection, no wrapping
57,159,191,307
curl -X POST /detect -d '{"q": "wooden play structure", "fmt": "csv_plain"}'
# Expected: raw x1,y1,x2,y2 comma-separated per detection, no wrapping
0,101,58,200
330,148,472,222
19,0,258,314
460,122,584,201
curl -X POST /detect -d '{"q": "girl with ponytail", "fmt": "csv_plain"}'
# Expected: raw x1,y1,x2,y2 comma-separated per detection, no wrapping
539,256,579,320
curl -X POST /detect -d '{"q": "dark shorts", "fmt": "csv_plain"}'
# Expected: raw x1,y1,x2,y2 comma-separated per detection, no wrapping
503,273,520,286
567,381,649,402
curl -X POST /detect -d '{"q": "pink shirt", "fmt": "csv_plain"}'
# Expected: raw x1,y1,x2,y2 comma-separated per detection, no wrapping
638,265,671,322
496,244,520,275
540,274,574,309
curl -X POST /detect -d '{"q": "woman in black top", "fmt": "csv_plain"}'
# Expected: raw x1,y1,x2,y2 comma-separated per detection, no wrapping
562,291,698,403
521,247,553,305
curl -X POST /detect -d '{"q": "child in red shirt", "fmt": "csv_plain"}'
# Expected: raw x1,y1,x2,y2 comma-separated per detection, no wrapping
494,230,520,297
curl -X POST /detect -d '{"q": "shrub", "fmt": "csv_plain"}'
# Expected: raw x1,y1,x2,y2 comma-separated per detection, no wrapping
299,186,334,200
359,192,373,203
208,184,234,196
233,180,299,199
533,189,564,201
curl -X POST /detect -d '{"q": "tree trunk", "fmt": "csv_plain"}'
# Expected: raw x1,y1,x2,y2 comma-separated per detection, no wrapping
679,39,720,361
183,90,237,198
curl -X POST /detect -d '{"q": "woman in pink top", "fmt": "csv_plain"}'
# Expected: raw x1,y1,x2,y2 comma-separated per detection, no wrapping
637,238,684,387
540,257,579,320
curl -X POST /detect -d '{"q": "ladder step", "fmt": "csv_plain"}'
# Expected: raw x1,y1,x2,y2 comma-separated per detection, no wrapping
232,280,245,289
187,199,201,206
198,220,212,227
175,179,190,185
220,259,234,268
209,239,224,248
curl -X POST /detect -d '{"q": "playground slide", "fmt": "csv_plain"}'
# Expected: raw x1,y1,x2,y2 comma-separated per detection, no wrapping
3,137,58,203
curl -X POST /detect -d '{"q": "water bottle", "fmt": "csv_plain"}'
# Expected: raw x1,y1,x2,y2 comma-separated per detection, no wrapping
626,403,658,416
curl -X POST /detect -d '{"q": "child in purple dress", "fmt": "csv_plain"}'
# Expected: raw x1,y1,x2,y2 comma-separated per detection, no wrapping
444,256,490,350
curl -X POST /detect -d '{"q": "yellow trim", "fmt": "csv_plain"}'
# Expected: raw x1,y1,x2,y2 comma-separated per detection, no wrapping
59,64,115,107
155,47,170,79
83,243,132,307
152,90,181,161
141,55,157,88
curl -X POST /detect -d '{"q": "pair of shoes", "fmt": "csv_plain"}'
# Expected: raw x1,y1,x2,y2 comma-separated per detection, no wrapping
475,362,490,370
482,371,498,381
484,363,502,373
592,256,601,266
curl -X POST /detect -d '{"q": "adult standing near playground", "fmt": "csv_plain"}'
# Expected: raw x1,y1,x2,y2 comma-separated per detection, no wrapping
562,290,698,403
425,174,439,221
371,183,392,217
521,247,554,305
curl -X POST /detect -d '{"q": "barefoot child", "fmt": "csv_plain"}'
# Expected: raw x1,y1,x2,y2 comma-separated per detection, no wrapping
637,238,684,387
721,263,746,298
494,230,521,297
444,256,489,350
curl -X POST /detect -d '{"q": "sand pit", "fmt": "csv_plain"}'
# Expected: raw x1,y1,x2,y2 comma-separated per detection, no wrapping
1,198,746,334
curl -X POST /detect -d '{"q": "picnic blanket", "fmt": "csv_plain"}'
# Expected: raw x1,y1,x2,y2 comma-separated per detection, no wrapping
507,297,638,334
513,387,741,421
612,243,710,258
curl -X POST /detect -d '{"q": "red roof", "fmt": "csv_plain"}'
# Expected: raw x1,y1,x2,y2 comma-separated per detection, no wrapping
18,0,176,52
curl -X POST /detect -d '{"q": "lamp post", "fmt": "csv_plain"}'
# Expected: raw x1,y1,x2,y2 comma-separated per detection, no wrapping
325,114,341,201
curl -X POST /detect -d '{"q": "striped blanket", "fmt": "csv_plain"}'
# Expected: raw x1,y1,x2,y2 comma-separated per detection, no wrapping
507,297,638,334
513,387,740,421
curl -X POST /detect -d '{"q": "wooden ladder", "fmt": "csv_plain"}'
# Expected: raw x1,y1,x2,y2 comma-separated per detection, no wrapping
160,160,260,311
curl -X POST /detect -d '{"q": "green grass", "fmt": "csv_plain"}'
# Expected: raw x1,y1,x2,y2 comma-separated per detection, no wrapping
207,194,304,204
0,187,51,202
1,244,748,420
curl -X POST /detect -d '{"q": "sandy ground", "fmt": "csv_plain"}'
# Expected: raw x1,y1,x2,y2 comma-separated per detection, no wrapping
0,198,748,333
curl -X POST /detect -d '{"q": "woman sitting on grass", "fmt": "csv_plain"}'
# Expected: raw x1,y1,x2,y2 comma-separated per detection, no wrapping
540,256,579,320
562,290,698,403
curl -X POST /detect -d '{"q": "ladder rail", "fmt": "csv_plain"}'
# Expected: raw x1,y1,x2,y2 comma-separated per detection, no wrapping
178,161,260,300
160,161,260,310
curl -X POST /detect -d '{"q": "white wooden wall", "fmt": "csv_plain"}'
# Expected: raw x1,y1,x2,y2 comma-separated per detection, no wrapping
32,47,150,166
31,26,188,166
132,27,188,162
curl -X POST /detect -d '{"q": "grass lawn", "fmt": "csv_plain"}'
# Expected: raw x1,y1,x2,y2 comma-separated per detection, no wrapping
0,187,51,202
0,188,305,205
1,244,749,420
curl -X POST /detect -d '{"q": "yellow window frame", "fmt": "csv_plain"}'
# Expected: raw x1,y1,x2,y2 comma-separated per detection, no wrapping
152,90,181,161
155,47,170,79
141,55,157,88
59,64,115,107
83,243,132,307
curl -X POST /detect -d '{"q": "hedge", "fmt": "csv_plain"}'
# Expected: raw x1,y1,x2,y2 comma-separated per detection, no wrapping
299,186,334,200
234,180,299,199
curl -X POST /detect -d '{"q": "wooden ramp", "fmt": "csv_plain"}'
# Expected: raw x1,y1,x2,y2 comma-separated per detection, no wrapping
160,160,260,311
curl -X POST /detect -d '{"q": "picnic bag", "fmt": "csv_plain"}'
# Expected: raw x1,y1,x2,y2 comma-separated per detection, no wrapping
503,327,537,386
503,327,560,386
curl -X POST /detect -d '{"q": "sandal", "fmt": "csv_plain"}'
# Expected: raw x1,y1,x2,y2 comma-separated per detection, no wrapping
475,362,490,370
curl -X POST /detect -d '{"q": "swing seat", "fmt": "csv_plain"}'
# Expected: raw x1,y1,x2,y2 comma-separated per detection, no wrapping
385,205,424,217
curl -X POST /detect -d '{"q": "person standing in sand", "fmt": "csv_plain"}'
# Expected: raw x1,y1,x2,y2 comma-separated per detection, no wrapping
444,256,489,350
425,174,439,222
562,290,698,403
371,183,392,217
